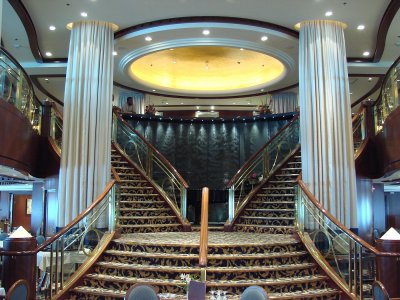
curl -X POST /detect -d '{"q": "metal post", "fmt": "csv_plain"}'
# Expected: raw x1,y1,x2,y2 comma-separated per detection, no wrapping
180,188,187,219
228,187,235,221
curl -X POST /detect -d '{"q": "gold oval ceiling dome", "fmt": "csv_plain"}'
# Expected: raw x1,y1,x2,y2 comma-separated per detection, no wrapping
128,46,286,94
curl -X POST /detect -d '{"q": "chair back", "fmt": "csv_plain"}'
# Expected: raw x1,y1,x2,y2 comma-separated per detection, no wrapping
5,279,29,300
372,281,390,300
125,284,159,300
0,233,8,241
187,280,206,300
36,235,45,245
240,286,268,300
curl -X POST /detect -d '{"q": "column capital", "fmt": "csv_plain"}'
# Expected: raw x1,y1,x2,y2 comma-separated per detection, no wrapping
66,20,118,31
295,20,347,31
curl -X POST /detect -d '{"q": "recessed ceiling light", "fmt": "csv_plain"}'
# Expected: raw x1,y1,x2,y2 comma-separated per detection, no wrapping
80,12,88,17
240,48,244,51
325,11,333,17
145,36,152,42
112,51,117,56
211,106,215,110
170,48,174,51
260,89,264,92
357,25,365,30
45,52,52,57
202,29,210,36
363,51,370,56
261,36,268,41
368,77,372,81
165,102,169,105
44,78,49,81
233,102,236,105
49,25,56,31
172,60,176,64
180,102,184,105
247,102,251,104
196,106,200,109
350,92,353,95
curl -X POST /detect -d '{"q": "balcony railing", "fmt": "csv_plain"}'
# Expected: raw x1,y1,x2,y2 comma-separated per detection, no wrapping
226,115,300,221
112,110,189,219
374,56,400,133
0,47,42,133
352,106,367,155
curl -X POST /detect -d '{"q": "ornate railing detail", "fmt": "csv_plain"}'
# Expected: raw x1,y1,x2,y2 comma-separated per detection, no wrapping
112,110,189,218
226,115,299,220
50,104,63,152
352,106,367,155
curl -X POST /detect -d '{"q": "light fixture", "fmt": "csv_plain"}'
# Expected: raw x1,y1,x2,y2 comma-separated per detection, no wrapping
80,12,88,17
363,51,370,56
196,106,200,109
170,48,174,51
325,11,333,17
145,36,152,41
240,48,244,51
202,29,210,36
49,25,56,31
261,36,268,41
210,105,215,110
233,102,236,105
165,102,169,105
172,60,177,64
368,77,372,81
180,102,184,105
357,25,365,30
112,51,117,56
152,89,156,92
44,78,49,81
260,89,264,92
45,52,52,57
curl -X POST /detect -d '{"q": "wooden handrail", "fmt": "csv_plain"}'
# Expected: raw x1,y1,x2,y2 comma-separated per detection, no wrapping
297,178,400,257
111,166,121,183
0,179,116,256
47,136,61,157
51,102,64,121
226,114,299,188
113,109,189,189
199,187,209,267
351,105,366,124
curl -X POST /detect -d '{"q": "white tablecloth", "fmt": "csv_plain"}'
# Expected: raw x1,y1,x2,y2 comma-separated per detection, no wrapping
37,250,88,272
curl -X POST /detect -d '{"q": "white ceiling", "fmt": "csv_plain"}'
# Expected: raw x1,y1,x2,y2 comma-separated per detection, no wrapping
2,0,399,108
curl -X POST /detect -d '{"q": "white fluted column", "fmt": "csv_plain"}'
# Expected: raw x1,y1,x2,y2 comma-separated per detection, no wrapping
299,20,357,228
57,20,116,226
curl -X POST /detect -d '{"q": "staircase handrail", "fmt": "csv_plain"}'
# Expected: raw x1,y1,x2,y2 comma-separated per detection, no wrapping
296,177,400,298
0,179,116,256
226,114,299,189
113,109,188,188
199,187,209,268
351,105,368,156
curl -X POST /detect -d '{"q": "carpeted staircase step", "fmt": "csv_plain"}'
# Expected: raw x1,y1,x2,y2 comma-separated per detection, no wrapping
268,180,296,184
268,288,340,300
256,193,295,197
71,286,124,299
234,224,295,234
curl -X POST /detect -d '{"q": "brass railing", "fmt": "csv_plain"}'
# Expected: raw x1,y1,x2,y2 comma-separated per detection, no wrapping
226,115,300,221
374,55,400,133
0,180,119,298
112,110,189,219
352,106,367,155
50,103,63,152
0,47,42,133
296,179,400,299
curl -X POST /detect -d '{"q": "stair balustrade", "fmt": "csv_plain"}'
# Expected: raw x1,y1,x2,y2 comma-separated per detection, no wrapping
0,180,119,299
296,178,400,299
352,106,367,155
226,115,300,221
112,110,189,219
49,103,63,152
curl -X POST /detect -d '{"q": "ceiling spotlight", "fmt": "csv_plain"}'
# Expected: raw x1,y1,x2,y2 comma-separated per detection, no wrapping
44,78,49,81
261,36,268,41
80,12,88,17
152,89,156,92
49,25,56,31
202,29,210,36
170,48,174,51
233,102,236,105
165,102,169,105
363,51,370,56
240,48,244,51
180,102,184,105
325,11,333,17
172,60,177,64
112,51,117,56
357,25,365,30
368,77,372,81
45,52,52,57
196,106,200,109
145,36,152,41
211,106,215,110
260,89,264,92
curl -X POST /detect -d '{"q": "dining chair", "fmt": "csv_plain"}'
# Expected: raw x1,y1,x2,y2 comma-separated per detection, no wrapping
187,280,206,300
5,279,29,300
125,283,159,300
240,285,268,300
372,281,390,300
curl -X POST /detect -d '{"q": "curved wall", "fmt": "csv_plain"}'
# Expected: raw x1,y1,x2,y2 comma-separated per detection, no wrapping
0,100,40,175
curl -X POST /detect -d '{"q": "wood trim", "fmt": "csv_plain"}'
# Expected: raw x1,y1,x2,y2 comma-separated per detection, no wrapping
351,76,384,108
52,232,116,300
296,178,400,257
226,114,298,188
30,75,64,106
0,180,116,256
111,166,121,183
199,187,209,267
296,231,356,300
114,110,189,188
47,136,61,158
112,142,191,230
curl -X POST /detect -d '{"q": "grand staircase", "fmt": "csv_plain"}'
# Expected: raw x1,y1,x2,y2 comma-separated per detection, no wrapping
68,148,343,300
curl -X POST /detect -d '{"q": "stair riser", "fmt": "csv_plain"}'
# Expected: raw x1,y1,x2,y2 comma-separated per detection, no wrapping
233,226,294,234
119,202,167,209
248,202,295,209
93,265,319,281
237,219,294,226
119,195,161,202
242,211,294,217
70,293,121,300
109,242,304,255
119,210,174,217
120,226,182,233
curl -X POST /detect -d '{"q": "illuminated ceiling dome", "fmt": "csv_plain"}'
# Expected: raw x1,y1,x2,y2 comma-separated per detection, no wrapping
129,46,286,95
